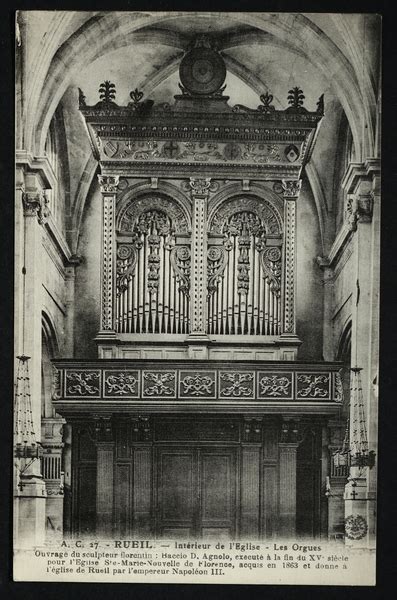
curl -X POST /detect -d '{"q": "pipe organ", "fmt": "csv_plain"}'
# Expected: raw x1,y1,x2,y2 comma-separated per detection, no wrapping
53,39,346,541
207,197,283,336
116,196,191,334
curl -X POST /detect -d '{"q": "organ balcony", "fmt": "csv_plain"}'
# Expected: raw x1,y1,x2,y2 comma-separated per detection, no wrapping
52,359,343,416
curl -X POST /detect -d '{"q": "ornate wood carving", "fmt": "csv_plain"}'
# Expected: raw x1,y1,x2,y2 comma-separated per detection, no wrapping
207,242,232,296
282,182,301,334
116,196,191,333
188,178,211,335
207,196,283,335
101,194,116,331
170,245,191,296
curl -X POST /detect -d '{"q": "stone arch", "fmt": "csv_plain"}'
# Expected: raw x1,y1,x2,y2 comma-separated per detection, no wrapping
116,189,191,235
208,184,283,235
72,154,99,253
41,311,60,419
336,320,352,364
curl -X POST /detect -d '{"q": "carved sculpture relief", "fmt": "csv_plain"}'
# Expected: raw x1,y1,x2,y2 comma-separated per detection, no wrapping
22,191,50,225
258,373,292,398
170,245,191,296
142,372,176,397
65,370,101,397
104,371,139,397
99,138,301,167
102,195,116,330
296,374,330,399
219,372,255,398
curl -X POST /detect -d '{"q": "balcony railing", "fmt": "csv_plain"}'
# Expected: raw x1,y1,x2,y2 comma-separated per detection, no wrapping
52,359,343,415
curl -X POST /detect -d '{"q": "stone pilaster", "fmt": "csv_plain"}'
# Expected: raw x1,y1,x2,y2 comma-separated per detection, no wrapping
281,179,301,339
278,418,300,537
341,159,380,549
240,418,262,538
20,172,50,454
14,159,54,549
98,175,119,337
187,177,211,354
316,257,334,362
63,256,82,356
93,416,115,537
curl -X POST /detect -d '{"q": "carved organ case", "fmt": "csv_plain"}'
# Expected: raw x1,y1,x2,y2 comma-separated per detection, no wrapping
62,40,333,541
81,40,324,358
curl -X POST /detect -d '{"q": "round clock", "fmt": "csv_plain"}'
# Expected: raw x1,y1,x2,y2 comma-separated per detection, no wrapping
180,47,226,96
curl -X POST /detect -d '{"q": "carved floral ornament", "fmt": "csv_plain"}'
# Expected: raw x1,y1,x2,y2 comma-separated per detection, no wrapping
209,196,282,235
118,194,189,234
22,191,50,225
98,174,120,194
345,192,374,231
59,367,341,402
181,177,220,197
280,179,302,198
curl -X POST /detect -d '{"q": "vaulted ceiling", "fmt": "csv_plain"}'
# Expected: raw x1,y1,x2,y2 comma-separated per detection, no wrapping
19,11,380,254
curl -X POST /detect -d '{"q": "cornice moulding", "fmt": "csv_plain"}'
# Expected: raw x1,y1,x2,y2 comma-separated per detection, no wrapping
15,150,57,190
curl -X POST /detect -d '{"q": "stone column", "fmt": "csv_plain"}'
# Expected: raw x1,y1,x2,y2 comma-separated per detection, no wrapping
14,171,49,548
63,257,82,356
281,180,301,337
317,258,334,361
21,175,50,441
97,175,119,339
94,417,115,538
187,177,211,356
342,159,380,549
278,419,299,538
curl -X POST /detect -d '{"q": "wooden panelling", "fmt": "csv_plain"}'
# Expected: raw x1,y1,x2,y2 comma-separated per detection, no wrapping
157,448,195,537
114,463,131,537
200,450,235,526
78,428,96,460
263,424,278,460
76,465,96,536
155,419,238,442
155,446,237,538
116,423,130,459
240,447,260,537
133,447,152,535
70,418,327,540
262,465,278,539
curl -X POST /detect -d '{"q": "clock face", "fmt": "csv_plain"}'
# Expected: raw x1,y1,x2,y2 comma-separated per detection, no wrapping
180,47,226,95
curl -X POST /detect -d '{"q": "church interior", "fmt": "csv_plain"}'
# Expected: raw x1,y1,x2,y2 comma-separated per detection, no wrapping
14,11,380,549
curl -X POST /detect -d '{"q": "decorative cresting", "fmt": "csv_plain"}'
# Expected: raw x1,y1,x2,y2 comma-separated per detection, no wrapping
116,193,191,334
207,195,283,335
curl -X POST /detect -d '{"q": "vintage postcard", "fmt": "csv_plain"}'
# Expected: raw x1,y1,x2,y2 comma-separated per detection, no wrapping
14,10,380,585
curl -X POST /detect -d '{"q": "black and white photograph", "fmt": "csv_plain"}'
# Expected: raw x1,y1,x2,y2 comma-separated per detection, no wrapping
13,10,380,585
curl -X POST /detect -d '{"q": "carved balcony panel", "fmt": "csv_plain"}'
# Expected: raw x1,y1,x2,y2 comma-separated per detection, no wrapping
52,360,343,416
